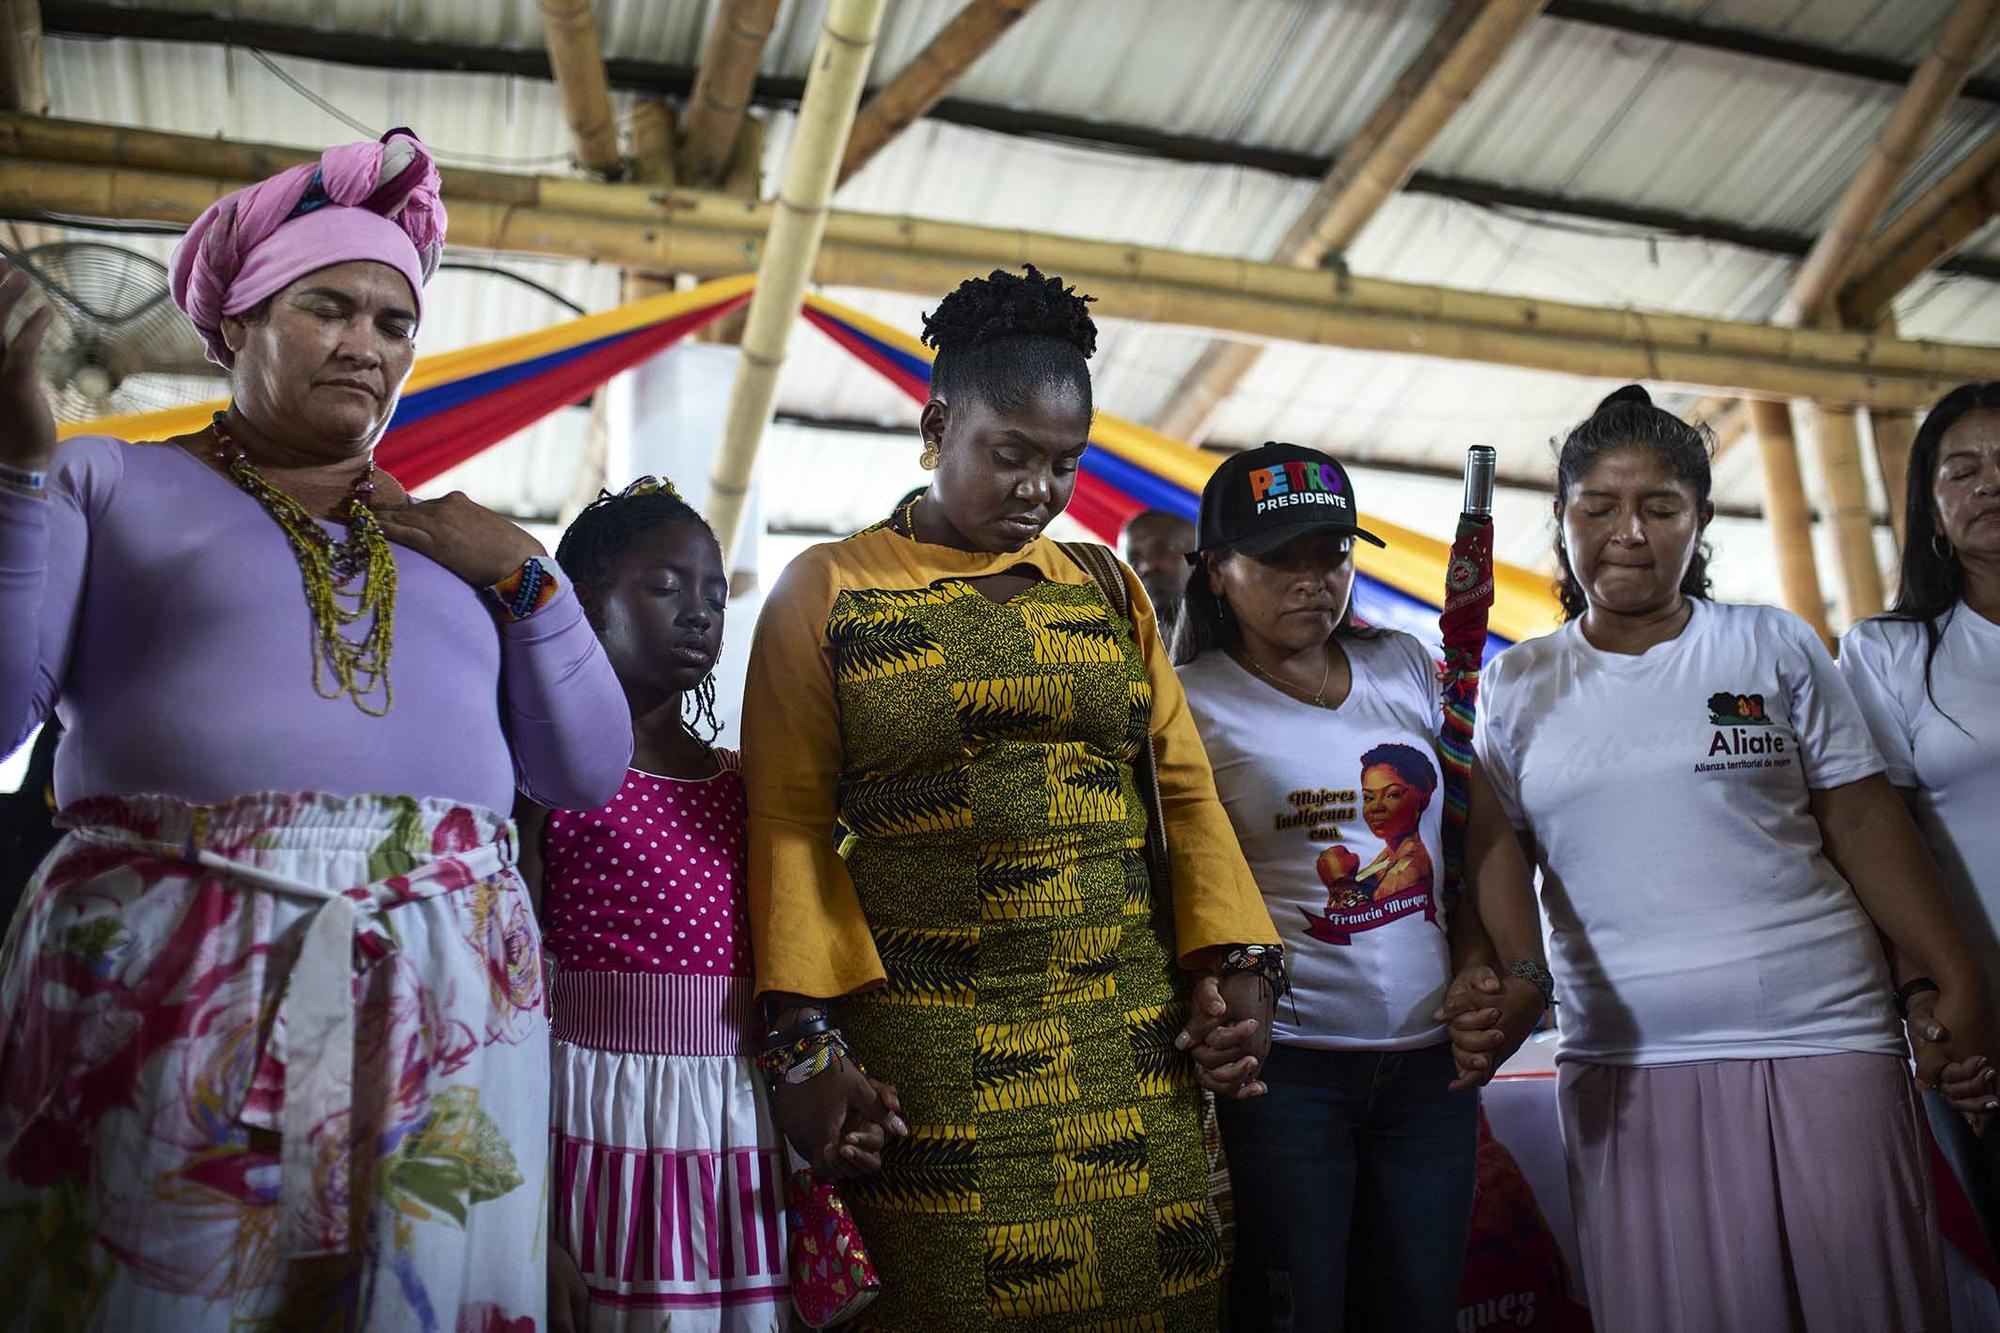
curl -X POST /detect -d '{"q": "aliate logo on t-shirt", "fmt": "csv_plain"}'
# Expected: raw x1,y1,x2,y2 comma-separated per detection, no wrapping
1695,688,1790,773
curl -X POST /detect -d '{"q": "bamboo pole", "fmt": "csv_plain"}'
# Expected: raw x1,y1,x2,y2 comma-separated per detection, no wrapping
539,0,623,177
619,98,677,303
706,0,886,552
1155,0,1548,441
8,154,2000,410
1868,408,1919,547
1861,312,1917,552
678,0,782,187
1782,0,2000,325
1748,398,1832,643
0,0,45,115
839,0,1040,184
1807,403,1886,623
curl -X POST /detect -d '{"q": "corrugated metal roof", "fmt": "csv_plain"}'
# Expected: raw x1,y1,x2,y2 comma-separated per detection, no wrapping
27,0,2000,631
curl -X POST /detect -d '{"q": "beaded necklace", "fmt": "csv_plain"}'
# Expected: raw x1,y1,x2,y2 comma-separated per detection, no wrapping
211,411,399,716
895,493,921,537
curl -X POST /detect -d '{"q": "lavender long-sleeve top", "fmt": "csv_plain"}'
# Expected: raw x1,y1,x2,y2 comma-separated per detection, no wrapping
0,436,632,814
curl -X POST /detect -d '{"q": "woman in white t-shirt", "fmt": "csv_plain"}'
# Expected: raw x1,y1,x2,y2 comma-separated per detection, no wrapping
1476,384,1991,1333
1174,443,1551,1333
1840,381,2000,1236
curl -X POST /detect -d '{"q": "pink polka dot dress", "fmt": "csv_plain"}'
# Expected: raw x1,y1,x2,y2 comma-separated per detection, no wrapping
541,752,788,1329
543,759,752,983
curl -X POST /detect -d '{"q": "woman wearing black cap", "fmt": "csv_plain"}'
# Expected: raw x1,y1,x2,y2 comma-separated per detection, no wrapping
1173,442,1550,1333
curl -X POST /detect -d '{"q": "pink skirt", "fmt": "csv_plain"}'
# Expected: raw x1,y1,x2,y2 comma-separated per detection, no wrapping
1559,1051,1946,1333
549,967,789,1332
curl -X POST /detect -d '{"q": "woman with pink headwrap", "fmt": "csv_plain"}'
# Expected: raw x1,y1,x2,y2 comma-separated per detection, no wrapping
0,131,631,1329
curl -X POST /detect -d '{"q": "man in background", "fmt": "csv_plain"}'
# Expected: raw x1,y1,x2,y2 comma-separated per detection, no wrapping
1122,509,1198,641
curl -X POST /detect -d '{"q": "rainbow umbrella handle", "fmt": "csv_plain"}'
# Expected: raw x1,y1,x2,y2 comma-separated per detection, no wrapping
1439,447,1498,925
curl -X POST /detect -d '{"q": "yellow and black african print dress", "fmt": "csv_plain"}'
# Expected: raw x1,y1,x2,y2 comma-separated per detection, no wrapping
742,524,1279,1331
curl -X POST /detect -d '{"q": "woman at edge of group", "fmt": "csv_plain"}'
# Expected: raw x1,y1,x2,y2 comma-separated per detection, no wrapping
0,133,630,1329
1839,381,2000,1242
1474,384,1993,1333
739,265,1284,1330
1171,441,1550,1333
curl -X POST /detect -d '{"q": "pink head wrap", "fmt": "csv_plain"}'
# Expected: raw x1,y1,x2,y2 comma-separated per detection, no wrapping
169,129,446,367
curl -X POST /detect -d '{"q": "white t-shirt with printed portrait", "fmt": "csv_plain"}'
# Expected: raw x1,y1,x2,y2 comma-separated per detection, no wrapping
1474,599,1902,1067
1180,631,1450,1051
1840,605,2000,1017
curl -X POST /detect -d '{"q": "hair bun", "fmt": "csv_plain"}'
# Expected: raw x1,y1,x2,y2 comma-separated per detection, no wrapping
921,263,1098,358
1595,384,1653,414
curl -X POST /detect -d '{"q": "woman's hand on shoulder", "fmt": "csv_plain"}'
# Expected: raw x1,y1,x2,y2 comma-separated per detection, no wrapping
0,264,57,471
371,490,546,588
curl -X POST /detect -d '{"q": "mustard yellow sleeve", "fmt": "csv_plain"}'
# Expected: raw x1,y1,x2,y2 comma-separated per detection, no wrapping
1120,561,1282,962
742,549,886,999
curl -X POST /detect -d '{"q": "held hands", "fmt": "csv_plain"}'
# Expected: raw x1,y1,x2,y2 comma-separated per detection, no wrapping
370,490,546,589
1908,988,2000,1136
768,1061,910,1181
1436,964,1545,1092
1177,972,1275,1100
0,263,58,471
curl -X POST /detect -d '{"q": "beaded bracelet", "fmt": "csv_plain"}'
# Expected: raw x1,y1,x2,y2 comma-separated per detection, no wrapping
756,1027,860,1090
488,555,561,623
0,462,48,492
1219,943,1292,1000
1507,958,1558,1010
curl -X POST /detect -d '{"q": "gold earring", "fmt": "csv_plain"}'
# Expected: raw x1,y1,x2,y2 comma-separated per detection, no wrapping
920,442,940,470
1933,532,1953,560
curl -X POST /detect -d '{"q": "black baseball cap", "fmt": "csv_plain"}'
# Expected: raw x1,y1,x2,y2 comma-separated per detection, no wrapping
1189,442,1385,562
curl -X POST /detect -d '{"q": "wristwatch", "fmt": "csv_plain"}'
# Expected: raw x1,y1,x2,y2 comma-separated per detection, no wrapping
1894,976,1941,1019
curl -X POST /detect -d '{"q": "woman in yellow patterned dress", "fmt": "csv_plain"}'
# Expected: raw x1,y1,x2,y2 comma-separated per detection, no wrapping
742,267,1284,1330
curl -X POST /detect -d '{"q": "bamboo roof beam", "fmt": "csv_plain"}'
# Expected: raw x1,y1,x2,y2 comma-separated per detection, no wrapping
1153,0,1549,443
1781,0,2000,326
1766,0,1999,625
8,155,2000,409
678,0,781,188
1,0,47,115
839,0,1039,185
1838,126,2000,328
538,0,623,178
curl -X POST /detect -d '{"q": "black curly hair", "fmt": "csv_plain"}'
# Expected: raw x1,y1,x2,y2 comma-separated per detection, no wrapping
556,483,724,742
920,264,1098,416
1552,384,1716,622
1359,742,1438,799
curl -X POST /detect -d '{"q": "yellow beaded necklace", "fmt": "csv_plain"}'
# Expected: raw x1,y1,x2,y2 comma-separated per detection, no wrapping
211,412,398,716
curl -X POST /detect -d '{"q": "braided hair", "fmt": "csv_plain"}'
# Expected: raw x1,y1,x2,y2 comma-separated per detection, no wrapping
1552,384,1716,622
921,264,1098,416
556,481,725,742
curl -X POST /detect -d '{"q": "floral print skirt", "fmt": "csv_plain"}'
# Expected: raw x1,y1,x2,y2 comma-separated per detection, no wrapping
0,791,548,1333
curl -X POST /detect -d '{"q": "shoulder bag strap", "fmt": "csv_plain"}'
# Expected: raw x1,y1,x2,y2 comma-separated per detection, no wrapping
1059,541,1171,895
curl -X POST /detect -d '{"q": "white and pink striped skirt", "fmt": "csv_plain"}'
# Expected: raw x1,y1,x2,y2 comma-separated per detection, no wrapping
550,968,790,1332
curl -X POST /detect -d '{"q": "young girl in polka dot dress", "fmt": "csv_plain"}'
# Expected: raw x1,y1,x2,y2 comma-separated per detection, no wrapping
522,479,788,1332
